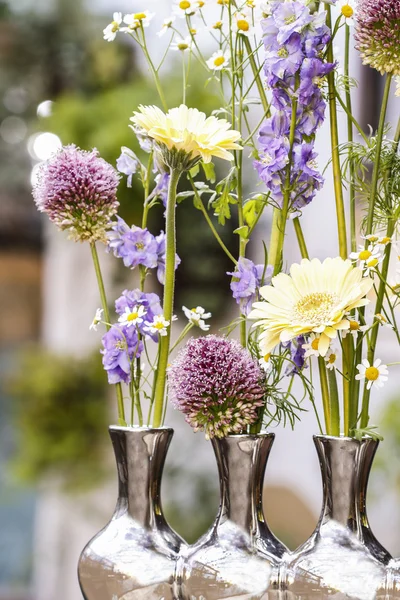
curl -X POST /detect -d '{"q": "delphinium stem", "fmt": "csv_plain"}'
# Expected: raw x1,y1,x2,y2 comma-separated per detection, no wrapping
90,242,126,426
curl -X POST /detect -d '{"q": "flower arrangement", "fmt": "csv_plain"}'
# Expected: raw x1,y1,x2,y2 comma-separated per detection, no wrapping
33,0,399,440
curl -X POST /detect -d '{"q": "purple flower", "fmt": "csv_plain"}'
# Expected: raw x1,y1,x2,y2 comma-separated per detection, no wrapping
284,335,307,375
272,2,312,44
153,172,170,207
155,231,181,285
115,289,162,341
116,147,140,188
168,335,266,439
101,324,144,384
32,144,120,242
297,93,326,136
108,218,158,269
227,257,273,316
264,33,303,79
297,58,335,104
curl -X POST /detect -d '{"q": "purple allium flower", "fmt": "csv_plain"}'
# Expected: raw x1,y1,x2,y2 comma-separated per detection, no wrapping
108,218,158,269
101,324,144,384
168,336,266,439
355,0,400,75
32,144,120,243
116,146,140,188
155,231,181,285
227,257,273,316
115,289,162,341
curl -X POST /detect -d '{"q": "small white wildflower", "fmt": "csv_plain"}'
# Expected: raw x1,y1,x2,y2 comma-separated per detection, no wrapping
122,11,155,32
355,359,389,390
171,36,192,52
206,50,230,71
173,0,199,17
103,12,123,42
90,308,104,331
144,315,170,336
349,244,383,274
303,336,324,358
118,305,147,328
157,16,176,37
182,306,212,331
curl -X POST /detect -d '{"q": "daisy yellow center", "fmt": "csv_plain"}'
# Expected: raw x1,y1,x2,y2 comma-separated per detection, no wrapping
365,366,379,381
367,258,379,268
278,48,289,58
178,42,189,50
328,354,336,364
180,0,191,8
111,21,119,32
190,28,197,34
376,313,388,323
127,312,139,321
368,236,379,242
213,21,223,28
135,242,145,250
197,1,205,6
155,322,165,330
293,292,338,326
380,237,391,244
341,4,353,18
359,250,371,261
349,320,360,331
285,15,296,25
214,56,226,67
237,19,250,31
134,12,147,19
311,338,320,351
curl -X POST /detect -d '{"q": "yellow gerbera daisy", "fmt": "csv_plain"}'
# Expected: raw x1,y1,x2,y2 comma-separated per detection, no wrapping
130,104,242,166
248,258,373,357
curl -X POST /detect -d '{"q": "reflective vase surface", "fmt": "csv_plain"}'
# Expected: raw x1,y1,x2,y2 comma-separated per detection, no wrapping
180,432,287,600
78,426,183,600
282,435,392,600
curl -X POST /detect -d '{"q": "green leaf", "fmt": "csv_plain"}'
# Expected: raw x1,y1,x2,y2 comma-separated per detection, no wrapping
233,226,249,239
243,198,264,227
202,161,216,183
189,164,200,178
177,191,194,203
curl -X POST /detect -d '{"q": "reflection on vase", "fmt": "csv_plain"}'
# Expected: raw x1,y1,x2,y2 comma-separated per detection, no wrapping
180,433,287,600
384,559,400,599
282,435,392,600
78,426,183,600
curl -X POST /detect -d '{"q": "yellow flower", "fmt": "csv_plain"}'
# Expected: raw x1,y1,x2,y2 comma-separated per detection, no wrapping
249,258,373,357
131,104,242,166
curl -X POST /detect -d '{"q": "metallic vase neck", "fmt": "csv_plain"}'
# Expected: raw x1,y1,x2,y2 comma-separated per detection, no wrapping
212,433,274,533
109,426,173,527
314,435,378,532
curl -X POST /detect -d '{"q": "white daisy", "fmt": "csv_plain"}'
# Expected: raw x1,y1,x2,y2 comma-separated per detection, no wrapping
144,315,170,337
118,305,147,328
103,12,123,42
89,308,104,331
157,16,176,37
232,11,255,36
182,306,212,330
338,0,354,25
374,313,394,329
342,319,368,340
325,347,338,370
173,0,199,17
259,353,272,373
355,358,389,390
349,244,383,273
206,50,230,71
303,336,323,358
171,36,192,52
122,11,155,32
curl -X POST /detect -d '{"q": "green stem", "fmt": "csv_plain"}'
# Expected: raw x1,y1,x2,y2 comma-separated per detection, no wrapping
345,26,356,254
90,242,126,426
326,5,347,260
152,168,181,428
327,367,340,436
243,37,270,118
318,357,331,435
364,74,393,241
268,209,281,273
140,28,168,111
293,218,310,260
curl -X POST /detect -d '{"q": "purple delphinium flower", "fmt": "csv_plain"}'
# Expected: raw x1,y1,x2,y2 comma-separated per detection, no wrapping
115,288,162,341
155,231,181,285
116,146,140,188
272,1,312,45
227,257,273,316
284,335,307,375
264,33,303,79
108,217,158,269
168,335,266,439
153,172,170,207
32,144,120,242
101,324,144,384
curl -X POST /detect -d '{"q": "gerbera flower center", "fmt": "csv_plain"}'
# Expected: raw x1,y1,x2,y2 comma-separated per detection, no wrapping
365,366,379,381
293,292,339,326
214,56,226,67
237,19,250,31
359,250,371,261
341,4,353,18
179,0,191,9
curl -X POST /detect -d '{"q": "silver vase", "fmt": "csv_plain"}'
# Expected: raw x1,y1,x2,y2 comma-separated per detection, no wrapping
180,433,287,599
78,426,184,600
282,435,392,599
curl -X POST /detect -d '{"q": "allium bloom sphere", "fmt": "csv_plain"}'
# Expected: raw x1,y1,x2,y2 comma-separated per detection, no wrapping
168,335,266,439
131,104,242,169
249,258,373,357
32,145,120,242
354,0,400,75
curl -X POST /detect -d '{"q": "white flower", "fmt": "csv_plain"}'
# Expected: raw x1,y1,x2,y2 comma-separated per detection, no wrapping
171,36,192,52
349,244,383,274
144,315,170,336
338,0,354,25
325,346,338,370
232,11,255,36
103,12,123,42
157,16,176,37
118,305,147,328
182,306,212,330
173,0,200,17
206,50,230,71
355,359,389,390
374,313,394,329
342,319,368,340
122,11,155,31
89,308,104,331
303,336,323,358
259,353,272,373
